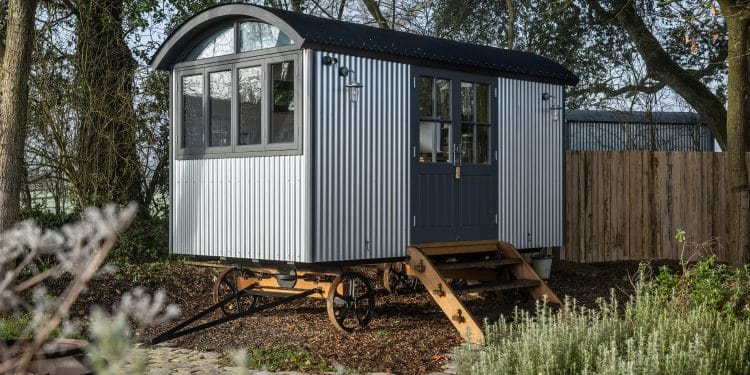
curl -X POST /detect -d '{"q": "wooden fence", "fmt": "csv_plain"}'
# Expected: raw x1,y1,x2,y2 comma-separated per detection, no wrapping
564,151,732,263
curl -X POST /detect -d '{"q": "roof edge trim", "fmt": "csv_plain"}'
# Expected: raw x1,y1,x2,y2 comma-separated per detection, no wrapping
150,4,304,71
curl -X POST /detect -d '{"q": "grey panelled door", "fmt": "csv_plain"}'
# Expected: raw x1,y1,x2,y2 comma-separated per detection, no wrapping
411,69,498,243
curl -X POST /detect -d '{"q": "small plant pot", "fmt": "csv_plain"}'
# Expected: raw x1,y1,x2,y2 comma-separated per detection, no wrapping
4,338,91,375
531,255,553,280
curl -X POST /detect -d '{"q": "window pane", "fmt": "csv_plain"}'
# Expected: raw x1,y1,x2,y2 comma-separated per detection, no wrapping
185,25,234,61
240,22,294,52
436,79,450,120
209,71,231,147
270,61,295,144
238,66,262,145
437,122,451,162
461,82,474,122
182,75,203,148
476,83,489,124
419,77,434,118
461,125,473,164
476,125,490,164
419,121,435,162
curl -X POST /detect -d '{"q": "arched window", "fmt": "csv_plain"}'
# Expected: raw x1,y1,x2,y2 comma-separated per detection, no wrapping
240,21,293,52
184,21,294,62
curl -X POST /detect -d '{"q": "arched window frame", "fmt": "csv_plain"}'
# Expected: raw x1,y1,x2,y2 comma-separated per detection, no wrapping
173,18,302,159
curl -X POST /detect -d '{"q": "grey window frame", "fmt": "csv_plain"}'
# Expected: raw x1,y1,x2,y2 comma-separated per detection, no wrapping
205,65,234,154
176,68,206,156
174,35,302,159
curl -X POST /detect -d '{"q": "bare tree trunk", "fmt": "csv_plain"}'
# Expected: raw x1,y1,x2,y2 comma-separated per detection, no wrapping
73,0,143,209
0,0,36,230
720,0,750,266
505,0,515,49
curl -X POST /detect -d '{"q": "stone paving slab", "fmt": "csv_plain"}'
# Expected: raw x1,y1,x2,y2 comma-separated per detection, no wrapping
123,344,456,374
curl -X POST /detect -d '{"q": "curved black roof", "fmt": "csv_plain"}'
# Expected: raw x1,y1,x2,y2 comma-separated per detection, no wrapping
152,4,579,85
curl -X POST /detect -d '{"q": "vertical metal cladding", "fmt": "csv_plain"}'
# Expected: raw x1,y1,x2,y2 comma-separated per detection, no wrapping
313,51,410,262
172,155,309,262
566,121,714,151
497,78,564,249
171,54,312,263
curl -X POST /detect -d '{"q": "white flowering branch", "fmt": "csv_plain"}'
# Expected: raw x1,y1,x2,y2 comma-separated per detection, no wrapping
0,203,138,373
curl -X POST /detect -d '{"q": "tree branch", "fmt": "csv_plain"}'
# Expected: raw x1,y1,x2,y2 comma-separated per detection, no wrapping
592,0,728,149
362,0,390,29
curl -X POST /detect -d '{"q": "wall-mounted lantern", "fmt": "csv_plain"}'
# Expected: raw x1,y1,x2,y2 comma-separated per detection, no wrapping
542,92,562,122
339,66,363,103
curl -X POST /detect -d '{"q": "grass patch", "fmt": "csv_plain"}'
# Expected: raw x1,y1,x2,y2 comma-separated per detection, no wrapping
0,314,31,340
245,345,332,372
372,329,393,340
455,257,750,374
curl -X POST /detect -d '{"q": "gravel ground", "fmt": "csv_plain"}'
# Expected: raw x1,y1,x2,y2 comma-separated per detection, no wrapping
52,258,679,374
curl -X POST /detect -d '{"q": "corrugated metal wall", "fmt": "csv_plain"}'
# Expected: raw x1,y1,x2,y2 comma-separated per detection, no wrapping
173,157,309,261
497,79,564,249
171,52,312,263
566,121,714,151
312,51,410,262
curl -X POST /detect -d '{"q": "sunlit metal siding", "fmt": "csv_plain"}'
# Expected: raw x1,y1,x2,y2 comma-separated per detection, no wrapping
497,78,564,249
172,156,309,262
312,51,410,262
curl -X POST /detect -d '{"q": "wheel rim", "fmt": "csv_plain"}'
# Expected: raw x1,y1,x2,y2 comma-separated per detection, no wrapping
213,268,258,316
384,263,419,295
327,272,375,333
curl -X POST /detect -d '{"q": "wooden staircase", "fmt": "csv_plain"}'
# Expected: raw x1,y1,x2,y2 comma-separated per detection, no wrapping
404,240,561,344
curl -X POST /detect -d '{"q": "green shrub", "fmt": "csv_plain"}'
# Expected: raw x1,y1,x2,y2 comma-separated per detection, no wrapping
455,263,750,374
649,257,750,317
109,215,168,263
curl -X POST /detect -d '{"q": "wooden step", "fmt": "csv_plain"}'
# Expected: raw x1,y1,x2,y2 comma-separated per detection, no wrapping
435,258,521,270
413,240,499,256
453,279,541,294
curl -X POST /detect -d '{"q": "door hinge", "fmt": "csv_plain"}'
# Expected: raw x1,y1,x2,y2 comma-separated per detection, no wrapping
494,87,498,98
412,145,417,158
495,150,498,161
413,215,416,227
413,77,416,89
495,213,498,224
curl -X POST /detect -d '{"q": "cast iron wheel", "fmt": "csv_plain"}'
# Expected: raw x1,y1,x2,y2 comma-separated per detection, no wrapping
383,262,419,294
326,272,376,333
213,268,258,316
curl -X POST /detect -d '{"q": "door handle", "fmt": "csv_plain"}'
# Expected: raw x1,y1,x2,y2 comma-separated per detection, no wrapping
453,144,462,180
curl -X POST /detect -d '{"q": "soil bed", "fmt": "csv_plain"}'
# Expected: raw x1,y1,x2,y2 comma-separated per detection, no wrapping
53,258,679,374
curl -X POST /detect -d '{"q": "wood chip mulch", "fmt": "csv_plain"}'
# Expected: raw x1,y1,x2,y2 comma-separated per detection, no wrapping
51,258,680,374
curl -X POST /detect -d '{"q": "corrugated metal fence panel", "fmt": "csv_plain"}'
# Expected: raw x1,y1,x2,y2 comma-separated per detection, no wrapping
497,78,564,249
172,156,309,262
567,121,714,151
313,51,410,262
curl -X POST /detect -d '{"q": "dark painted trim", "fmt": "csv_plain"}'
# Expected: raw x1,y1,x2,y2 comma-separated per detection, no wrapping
561,88,567,255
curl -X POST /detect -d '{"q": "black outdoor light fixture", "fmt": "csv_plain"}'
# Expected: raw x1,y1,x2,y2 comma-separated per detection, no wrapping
542,92,562,121
339,66,363,102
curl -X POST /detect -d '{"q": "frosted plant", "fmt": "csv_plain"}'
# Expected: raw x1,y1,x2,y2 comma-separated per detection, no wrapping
0,203,179,374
